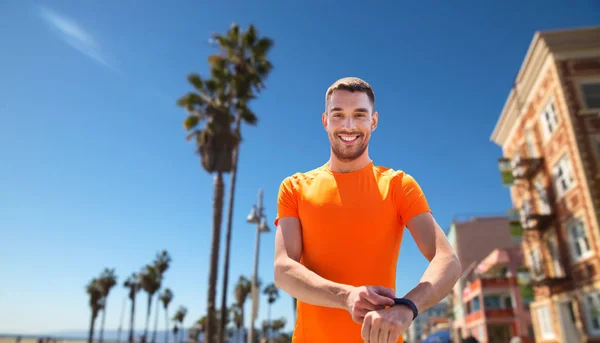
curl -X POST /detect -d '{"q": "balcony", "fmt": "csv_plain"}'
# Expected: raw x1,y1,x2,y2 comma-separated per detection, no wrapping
521,211,553,231
498,155,544,185
510,202,553,232
485,308,515,319
532,274,572,290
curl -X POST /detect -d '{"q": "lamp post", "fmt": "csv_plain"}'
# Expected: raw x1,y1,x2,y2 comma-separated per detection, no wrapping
246,189,270,343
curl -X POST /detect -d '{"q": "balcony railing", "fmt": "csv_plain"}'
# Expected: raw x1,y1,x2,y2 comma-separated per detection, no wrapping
520,210,553,231
498,155,544,186
531,274,571,288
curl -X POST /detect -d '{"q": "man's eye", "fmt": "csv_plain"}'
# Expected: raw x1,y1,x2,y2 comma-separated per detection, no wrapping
333,113,343,117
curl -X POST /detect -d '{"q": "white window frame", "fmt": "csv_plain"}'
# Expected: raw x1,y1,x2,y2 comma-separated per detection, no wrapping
567,218,593,262
548,236,564,277
520,198,533,229
583,290,600,336
540,99,559,141
535,178,551,215
537,304,556,340
552,154,575,199
525,128,537,157
529,247,544,280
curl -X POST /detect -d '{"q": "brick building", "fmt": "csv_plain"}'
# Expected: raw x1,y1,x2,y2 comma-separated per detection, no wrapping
490,26,600,342
447,216,521,342
461,247,534,343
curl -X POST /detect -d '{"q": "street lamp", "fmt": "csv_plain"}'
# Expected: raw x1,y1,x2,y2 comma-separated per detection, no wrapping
247,189,270,343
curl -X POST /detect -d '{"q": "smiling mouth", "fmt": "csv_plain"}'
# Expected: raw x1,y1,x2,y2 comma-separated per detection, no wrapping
339,135,360,143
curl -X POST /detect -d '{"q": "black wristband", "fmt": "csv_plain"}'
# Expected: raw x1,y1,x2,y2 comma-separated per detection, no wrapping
393,298,418,320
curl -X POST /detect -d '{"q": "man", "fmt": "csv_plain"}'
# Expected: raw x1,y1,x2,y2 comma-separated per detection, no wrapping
273,77,461,343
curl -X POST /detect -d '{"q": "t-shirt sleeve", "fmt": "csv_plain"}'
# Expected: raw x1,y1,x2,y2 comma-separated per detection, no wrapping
395,172,431,226
274,176,299,227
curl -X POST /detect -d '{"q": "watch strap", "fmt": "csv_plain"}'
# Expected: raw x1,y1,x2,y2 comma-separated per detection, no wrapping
393,298,418,320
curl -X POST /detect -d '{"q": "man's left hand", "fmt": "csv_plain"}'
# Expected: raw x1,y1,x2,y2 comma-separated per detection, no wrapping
360,305,413,343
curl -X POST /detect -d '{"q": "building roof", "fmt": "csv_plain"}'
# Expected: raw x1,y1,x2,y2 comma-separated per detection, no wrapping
490,26,600,147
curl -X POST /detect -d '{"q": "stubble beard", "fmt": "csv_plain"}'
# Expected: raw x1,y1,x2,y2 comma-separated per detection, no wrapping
330,135,369,162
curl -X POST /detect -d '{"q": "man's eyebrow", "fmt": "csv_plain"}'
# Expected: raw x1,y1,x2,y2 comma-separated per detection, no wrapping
329,107,370,113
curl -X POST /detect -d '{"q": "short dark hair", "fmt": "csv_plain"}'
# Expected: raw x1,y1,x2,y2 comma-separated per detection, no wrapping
325,77,375,112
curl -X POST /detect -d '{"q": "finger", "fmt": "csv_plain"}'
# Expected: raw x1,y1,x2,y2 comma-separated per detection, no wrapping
388,328,402,343
361,315,372,341
356,300,388,312
364,288,395,306
379,327,388,343
371,286,396,299
369,324,379,343
355,307,370,318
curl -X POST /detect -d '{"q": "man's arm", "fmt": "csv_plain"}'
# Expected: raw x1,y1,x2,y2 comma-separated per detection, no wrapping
360,212,462,342
273,217,351,309
273,217,395,321
401,212,461,312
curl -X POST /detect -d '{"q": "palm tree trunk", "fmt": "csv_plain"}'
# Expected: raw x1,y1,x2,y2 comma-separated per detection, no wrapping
144,294,153,343
152,296,160,343
88,311,97,343
99,300,108,343
219,117,242,343
118,296,127,343
164,307,169,343
128,295,136,343
205,172,225,343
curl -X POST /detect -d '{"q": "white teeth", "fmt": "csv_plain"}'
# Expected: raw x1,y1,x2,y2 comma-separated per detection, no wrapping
340,136,358,142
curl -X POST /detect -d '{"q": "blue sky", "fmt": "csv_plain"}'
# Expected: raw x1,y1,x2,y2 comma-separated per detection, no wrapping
1,0,599,336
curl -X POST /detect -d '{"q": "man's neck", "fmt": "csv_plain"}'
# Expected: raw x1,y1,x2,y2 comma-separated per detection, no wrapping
327,151,372,173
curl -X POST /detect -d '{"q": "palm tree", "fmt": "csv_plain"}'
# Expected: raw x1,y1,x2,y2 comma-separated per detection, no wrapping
173,306,188,343
233,276,251,332
97,268,118,343
139,265,161,343
178,23,273,343
152,251,172,343
230,304,242,331
87,278,103,343
124,273,141,343
117,294,128,343
262,284,279,342
160,289,174,343
172,326,179,343
213,23,273,343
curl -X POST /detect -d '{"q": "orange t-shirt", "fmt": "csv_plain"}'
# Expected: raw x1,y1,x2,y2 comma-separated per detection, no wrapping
275,162,431,343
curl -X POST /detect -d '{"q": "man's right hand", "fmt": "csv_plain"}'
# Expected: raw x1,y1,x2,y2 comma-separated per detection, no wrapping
345,286,396,323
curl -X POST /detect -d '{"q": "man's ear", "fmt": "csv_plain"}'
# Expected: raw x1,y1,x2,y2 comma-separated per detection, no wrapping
371,111,378,132
322,112,328,131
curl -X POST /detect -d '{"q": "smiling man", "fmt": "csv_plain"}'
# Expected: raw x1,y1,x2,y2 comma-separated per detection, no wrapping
273,77,461,343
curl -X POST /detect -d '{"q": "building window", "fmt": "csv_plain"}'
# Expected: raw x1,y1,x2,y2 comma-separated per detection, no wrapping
535,179,551,214
525,128,537,157
580,82,600,111
530,248,544,279
552,154,575,198
471,297,481,313
540,100,559,141
537,304,555,340
584,291,600,335
548,237,564,277
484,294,513,309
520,198,533,228
568,218,592,262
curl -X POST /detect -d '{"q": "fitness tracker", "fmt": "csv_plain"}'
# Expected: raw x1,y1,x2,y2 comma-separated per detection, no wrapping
393,298,418,320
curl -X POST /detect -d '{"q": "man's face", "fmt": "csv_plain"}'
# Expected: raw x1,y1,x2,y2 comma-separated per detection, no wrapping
322,90,378,162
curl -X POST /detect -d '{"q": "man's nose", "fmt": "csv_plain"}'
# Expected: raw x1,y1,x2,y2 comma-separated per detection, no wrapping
342,116,356,129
